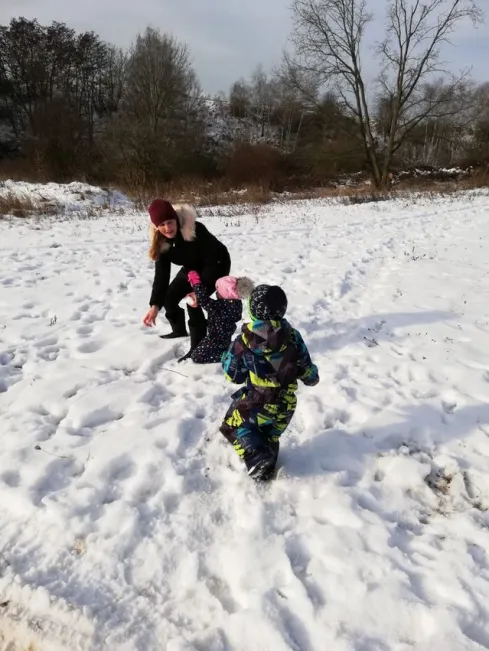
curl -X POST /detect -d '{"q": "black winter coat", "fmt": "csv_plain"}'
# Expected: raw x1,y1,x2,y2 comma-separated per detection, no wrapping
149,212,230,309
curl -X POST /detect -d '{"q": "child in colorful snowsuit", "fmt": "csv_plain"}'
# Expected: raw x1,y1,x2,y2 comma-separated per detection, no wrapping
179,271,254,364
219,284,319,480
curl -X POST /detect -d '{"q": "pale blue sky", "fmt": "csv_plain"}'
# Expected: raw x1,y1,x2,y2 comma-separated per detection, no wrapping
2,0,488,95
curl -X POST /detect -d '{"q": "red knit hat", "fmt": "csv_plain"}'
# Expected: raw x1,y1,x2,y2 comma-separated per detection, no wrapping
148,199,178,227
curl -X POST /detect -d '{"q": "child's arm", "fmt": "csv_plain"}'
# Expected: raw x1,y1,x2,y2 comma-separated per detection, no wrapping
294,329,319,386
188,271,215,311
193,281,216,311
222,336,248,384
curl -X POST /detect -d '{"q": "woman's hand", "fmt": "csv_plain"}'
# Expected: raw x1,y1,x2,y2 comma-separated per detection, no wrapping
186,292,198,308
143,305,159,327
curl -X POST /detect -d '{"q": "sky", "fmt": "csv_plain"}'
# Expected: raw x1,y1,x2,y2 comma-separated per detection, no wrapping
1,0,488,95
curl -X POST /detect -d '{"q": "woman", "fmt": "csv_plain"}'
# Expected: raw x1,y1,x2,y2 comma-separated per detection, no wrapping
143,199,231,361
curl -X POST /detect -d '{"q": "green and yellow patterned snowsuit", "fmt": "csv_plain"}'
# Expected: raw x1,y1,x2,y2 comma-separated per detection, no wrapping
219,317,319,476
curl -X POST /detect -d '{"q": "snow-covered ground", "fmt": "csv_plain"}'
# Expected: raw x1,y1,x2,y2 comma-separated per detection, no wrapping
1,185,489,650
0,180,131,216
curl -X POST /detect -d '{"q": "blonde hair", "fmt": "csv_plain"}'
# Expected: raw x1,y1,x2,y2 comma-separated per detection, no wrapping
149,225,163,261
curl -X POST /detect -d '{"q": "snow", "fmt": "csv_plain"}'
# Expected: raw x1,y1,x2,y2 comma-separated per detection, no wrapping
0,180,132,216
393,167,473,184
2,184,489,650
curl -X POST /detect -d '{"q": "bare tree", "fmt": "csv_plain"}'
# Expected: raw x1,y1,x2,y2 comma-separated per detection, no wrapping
229,79,251,118
0,18,126,178
462,81,489,162
122,27,200,134
286,0,483,188
376,78,478,166
227,66,307,150
113,27,204,184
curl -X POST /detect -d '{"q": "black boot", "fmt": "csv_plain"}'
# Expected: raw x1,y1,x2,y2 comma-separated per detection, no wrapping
177,324,206,363
160,312,188,339
160,330,187,340
239,434,277,481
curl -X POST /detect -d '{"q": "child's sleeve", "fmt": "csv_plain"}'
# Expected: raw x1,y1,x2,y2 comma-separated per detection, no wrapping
294,329,319,386
222,335,248,384
193,281,215,311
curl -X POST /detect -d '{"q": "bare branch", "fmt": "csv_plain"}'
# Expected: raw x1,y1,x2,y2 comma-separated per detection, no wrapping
286,0,382,184
375,0,483,182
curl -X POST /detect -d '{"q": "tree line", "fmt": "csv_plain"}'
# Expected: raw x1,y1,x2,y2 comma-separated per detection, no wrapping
0,1,488,191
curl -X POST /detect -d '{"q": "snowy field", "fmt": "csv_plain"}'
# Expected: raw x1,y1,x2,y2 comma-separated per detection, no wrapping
1,186,489,650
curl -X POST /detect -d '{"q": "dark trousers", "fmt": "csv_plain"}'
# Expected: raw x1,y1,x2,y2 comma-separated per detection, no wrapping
191,338,230,364
164,257,231,332
219,391,296,478
220,422,280,478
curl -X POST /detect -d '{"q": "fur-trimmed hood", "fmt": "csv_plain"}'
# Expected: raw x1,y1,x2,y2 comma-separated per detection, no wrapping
149,203,198,255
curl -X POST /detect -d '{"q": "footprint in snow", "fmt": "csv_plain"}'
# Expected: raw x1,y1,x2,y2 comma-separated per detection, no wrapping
104,455,136,483
464,622,489,650
0,351,15,366
163,492,179,514
128,466,162,503
100,456,136,505
62,384,83,399
285,534,326,609
36,344,61,362
441,399,457,415
195,405,206,419
154,437,169,449
138,383,171,409
32,457,84,506
80,311,106,325
77,340,103,354
0,359,24,393
0,470,21,488
76,324,93,336
35,335,58,348
323,409,350,429
203,572,239,615
176,418,206,457
70,405,123,432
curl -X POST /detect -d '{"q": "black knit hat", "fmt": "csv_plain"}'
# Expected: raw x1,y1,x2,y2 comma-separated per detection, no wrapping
249,284,288,321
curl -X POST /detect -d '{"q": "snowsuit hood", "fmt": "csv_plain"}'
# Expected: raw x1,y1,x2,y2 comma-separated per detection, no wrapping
240,318,305,388
241,318,292,356
248,284,287,322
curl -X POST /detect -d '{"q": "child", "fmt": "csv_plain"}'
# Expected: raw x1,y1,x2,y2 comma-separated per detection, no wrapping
178,271,254,364
219,284,319,480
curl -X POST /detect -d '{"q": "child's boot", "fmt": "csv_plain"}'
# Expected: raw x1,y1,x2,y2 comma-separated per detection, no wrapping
177,324,207,363
238,433,277,481
247,452,276,481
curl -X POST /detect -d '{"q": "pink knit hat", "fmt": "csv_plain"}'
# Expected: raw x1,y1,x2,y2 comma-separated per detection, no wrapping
215,276,239,299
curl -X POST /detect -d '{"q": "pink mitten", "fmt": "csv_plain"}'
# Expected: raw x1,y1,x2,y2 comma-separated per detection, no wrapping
188,270,201,287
